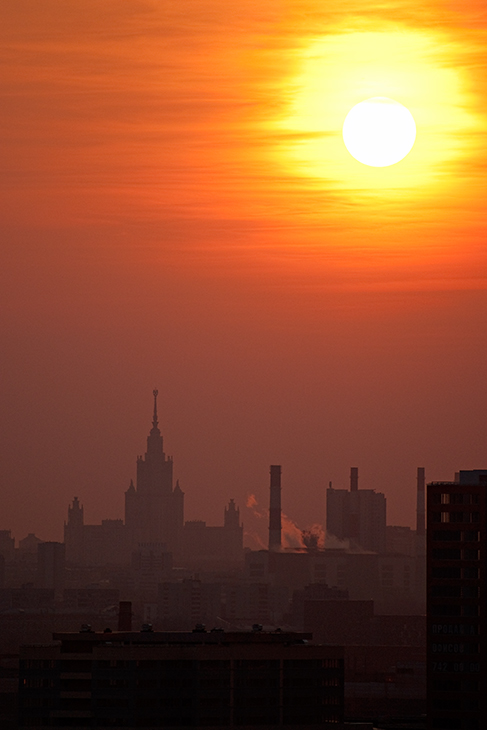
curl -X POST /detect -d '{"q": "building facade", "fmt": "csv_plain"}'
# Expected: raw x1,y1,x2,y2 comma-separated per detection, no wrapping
427,470,485,730
326,468,387,553
182,499,244,568
19,628,344,729
64,392,185,565
125,390,184,556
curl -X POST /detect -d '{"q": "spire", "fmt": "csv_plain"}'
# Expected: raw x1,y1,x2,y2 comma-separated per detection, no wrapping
152,389,159,429
146,389,163,457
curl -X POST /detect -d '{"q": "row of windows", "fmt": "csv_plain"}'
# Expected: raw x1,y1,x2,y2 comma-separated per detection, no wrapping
430,698,479,711
430,721,478,730
21,660,57,670
430,512,481,524
431,548,479,560
432,661,480,673
432,493,480,505
432,567,479,580
430,585,479,598
432,530,479,542
430,605,479,618
432,678,479,692
95,658,339,670
431,624,478,636
431,643,479,654
20,715,344,728
22,679,56,689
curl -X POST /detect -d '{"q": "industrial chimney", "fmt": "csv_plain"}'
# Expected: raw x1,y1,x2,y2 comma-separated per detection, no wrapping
350,467,358,492
268,465,282,551
416,467,425,537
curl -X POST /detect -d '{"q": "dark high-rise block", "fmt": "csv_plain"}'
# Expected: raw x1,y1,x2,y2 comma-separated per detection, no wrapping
427,470,485,730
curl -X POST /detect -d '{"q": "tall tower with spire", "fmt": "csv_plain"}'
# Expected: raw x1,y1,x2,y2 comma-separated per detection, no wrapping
125,391,184,556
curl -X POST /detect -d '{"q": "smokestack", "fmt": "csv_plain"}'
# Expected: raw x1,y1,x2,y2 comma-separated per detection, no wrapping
269,465,282,551
350,467,358,492
416,467,425,536
118,601,132,631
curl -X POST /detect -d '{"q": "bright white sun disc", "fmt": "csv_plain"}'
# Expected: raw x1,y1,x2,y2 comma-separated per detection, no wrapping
342,97,416,167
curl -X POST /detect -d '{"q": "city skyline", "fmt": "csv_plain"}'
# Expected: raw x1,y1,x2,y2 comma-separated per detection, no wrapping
1,1,487,543
1,389,429,547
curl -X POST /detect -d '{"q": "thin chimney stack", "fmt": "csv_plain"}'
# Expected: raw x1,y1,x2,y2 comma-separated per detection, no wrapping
350,467,359,492
268,465,282,552
416,467,425,537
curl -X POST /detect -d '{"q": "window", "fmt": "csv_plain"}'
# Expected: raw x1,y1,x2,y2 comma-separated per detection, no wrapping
432,548,461,560
432,567,461,579
431,605,461,617
432,531,461,541
450,512,467,523
462,605,479,617
450,494,465,505
431,585,461,598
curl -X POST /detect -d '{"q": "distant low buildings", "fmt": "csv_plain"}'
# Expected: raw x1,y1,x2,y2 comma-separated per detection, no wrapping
18,533,43,554
37,541,65,599
182,499,244,569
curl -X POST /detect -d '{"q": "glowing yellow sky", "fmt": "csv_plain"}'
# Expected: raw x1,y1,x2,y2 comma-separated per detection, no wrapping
279,25,482,199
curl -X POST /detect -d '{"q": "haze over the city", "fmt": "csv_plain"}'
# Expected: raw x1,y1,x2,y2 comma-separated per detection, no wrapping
1,0,487,544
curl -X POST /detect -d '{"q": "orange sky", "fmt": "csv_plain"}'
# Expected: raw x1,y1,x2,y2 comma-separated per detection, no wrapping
1,0,487,545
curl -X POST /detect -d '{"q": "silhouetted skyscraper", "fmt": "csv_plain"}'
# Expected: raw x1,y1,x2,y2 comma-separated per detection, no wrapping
125,390,184,555
64,496,84,564
427,470,484,730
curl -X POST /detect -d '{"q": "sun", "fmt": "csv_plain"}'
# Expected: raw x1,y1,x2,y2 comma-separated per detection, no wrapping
342,97,416,167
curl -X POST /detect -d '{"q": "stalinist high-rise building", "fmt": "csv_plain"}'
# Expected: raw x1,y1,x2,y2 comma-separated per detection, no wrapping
124,390,184,556
65,391,242,568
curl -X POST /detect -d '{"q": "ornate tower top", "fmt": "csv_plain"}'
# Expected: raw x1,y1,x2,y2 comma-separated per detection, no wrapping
152,389,159,429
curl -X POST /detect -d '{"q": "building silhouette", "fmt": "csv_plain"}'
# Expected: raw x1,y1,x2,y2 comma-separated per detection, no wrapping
64,392,243,569
326,467,387,553
37,541,65,599
182,499,243,569
64,496,131,566
427,469,485,730
125,390,184,556
19,626,344,729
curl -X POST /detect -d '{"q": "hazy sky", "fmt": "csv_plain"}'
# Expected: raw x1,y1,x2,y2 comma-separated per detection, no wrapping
1,1,487,546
